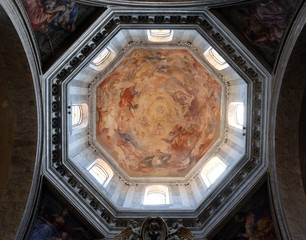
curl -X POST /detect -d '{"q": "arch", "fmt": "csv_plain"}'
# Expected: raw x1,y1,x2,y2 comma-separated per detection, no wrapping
270,10,306,240
0,3,41,238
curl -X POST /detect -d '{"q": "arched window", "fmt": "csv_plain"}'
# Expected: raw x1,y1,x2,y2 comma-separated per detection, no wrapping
72,105,82,126
147,29,173,42
92,48,111,66
87,158,113,187
204,46,229,70
90,47,116,71
71,104,88,129
201,157,227,187
228,102,245,129
143,185,169,205
89,165,108,185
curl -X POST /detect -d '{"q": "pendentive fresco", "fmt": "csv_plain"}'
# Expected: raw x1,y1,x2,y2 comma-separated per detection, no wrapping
23,0,105,69
212,0,297,68
28,184,102,240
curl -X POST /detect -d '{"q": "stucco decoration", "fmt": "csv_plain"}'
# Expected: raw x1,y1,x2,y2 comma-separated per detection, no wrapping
96,49,221,177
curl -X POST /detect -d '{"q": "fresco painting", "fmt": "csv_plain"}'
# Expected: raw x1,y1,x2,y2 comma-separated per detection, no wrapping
96,49,222,177
29,185,101,240
23,0,104,67
212,0,295,67
212,184,277,240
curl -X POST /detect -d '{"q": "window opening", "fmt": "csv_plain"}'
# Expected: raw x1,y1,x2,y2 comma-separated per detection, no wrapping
150,29,172,37
147,30,173,42
143,185,169,205
228,102,245,129
72,105,82,126
204,47,229,70
207,164,226,184
89,165,108,185
93,48,111,66
201,157,227,187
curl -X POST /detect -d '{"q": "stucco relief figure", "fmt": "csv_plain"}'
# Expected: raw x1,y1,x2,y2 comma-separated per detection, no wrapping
96,49,222,177
116,221,141,240
235,208,277,240
167,222,193,240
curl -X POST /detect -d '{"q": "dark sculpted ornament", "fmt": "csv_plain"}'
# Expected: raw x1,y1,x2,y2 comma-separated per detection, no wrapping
116,217,193,240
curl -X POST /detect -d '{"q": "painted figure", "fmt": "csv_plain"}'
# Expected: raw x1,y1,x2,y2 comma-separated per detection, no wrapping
235,208,277,240
50,1,78,32
30,207,87,240
24,0,66,39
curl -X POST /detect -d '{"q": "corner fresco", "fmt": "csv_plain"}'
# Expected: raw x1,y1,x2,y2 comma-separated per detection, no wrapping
28,184,102,240
212,0,297,68
96,49,222,177
23,0,105,68
211,183,277,240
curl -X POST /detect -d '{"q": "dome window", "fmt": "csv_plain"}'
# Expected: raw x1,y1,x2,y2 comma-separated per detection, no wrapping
143,185,170,205
71,105,82,126
204,47,229,70
87,159,113,187
93,48,111,66
89,165,108,185
228,102,245,129
147,30,173,42
201,157,227,187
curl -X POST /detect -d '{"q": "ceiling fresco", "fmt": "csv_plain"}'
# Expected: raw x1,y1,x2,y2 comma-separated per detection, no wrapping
96,49,222,177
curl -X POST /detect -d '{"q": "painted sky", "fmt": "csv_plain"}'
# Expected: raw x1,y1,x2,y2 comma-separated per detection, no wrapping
96,49,222,177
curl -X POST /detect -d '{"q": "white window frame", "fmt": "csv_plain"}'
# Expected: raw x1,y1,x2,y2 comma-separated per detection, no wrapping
201,157,227,187
204,46,229,70
143,185,170,205
87,158,113,187
147,29,174,42
90,47,116,71
89,165,108,185
228,102,245,130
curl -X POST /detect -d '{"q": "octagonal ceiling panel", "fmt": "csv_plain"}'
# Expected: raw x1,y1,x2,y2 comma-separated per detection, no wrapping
96,49,222,177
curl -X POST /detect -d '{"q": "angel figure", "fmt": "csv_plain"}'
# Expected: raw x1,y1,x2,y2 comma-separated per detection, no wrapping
167,222,193,240
116,220,141,240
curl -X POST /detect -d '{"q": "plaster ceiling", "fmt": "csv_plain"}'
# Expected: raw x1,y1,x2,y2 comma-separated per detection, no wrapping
95,49,222,177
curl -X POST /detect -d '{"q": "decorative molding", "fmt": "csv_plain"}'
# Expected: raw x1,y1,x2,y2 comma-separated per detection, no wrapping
44,9,268,238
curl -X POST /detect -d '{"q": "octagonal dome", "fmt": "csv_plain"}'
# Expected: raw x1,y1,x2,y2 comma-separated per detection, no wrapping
95,49,222,177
